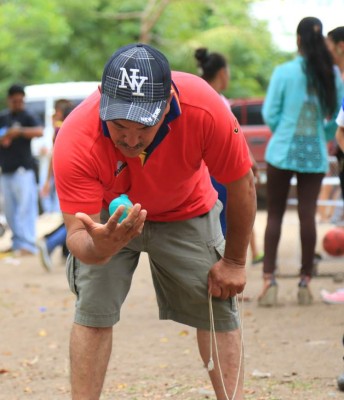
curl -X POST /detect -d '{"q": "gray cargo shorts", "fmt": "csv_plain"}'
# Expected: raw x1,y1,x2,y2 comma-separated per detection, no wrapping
66,200,239,331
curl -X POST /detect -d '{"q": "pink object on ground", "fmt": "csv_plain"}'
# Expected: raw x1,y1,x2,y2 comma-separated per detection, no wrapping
320,289,344,304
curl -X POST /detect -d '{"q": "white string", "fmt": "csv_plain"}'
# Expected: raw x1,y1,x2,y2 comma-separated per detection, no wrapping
208,292,244,400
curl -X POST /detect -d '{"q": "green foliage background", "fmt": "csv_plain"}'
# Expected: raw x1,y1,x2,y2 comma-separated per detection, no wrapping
0,0,293,102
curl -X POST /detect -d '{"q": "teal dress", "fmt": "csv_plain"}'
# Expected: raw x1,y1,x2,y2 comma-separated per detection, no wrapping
263,56,344,173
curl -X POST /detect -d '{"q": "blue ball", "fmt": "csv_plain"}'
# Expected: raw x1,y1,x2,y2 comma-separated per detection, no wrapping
109,194,133,222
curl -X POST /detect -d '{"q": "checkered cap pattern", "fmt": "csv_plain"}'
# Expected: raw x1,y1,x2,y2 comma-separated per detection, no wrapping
100,43,171,126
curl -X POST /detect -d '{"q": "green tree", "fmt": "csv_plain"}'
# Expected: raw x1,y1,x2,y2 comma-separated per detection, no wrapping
0,0,291,102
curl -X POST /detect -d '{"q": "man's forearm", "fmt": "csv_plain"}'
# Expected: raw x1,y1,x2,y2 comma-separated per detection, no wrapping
224,171,257,265
67,230,112,265
21,126,43,138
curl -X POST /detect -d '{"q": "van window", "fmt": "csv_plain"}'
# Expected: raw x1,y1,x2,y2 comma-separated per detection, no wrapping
25,82,99,156
231,105,242,124
25,101,45,125
26,98,85,127
230,100,265,126
246,104,264,125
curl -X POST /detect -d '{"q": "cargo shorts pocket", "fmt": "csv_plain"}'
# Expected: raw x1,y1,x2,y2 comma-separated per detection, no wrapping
207,235,226,262
214,237,225,259
66,254,79,295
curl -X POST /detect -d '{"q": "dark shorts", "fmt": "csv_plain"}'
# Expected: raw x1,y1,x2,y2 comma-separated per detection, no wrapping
66,200,239,331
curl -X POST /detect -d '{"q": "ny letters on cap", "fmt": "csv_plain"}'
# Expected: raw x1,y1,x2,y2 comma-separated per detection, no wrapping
100,43,172,126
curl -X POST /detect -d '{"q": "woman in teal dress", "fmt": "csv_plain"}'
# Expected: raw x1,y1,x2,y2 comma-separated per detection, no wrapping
259,17,344,306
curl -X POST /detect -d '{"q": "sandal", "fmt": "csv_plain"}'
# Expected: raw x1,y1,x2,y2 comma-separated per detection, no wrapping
258,277,278,307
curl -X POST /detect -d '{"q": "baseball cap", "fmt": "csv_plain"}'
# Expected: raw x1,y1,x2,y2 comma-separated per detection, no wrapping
100,43,172,126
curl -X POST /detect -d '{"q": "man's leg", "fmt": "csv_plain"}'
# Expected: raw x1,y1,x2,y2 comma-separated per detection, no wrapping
1,174,17,247
197,328,244,400
66,239,141,399
14,169,38,253
70,323,112,400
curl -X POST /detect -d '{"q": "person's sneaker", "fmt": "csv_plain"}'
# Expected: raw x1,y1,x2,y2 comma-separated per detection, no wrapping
37,239,53,272
252,252,264,265
298,280,313,305
320,289,344,304
314,253,322,262
258,280,278,307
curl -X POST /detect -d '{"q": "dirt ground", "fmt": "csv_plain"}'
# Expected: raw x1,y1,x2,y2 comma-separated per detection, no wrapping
0,209,344,400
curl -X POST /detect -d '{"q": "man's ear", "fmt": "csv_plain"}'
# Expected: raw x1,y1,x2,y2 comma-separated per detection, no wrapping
164,97,172,115
161,92,174,118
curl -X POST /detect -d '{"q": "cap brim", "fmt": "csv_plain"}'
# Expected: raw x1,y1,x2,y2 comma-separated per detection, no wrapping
100,93,167,127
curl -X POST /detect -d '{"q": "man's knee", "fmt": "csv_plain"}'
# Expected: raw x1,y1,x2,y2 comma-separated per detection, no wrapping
71,323,112,340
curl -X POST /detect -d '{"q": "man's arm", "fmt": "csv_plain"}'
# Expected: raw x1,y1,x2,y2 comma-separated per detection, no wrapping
6,125,43,139
0,125,43,147
63,204,147,265
208,170,256,299
224,169,256,264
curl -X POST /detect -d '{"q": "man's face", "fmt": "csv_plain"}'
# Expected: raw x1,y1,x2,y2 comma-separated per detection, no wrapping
7,93,25,113
106,98,171,158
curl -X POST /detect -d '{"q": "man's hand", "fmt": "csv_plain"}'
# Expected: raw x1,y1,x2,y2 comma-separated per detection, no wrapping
208,258,246,300
0,132,13,147
65,203,147,264
0,126,22,147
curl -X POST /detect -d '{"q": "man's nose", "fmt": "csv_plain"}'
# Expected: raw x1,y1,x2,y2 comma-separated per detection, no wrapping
123,133,141,147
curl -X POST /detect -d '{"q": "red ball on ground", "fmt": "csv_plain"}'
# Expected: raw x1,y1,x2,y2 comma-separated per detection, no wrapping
322,227,344,257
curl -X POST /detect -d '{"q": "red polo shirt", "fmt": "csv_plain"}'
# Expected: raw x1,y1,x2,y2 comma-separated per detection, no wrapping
54,71,251,221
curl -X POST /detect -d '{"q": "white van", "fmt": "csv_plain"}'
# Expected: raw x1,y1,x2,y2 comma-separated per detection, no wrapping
24,81,99,193
25,81,100,155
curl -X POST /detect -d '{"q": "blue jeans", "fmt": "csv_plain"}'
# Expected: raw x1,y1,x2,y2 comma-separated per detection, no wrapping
40,177,61,213
45,223,67,253
1,168,38,253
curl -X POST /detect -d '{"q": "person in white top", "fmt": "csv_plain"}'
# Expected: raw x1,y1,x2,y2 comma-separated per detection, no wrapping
320,102,344,306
